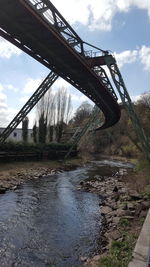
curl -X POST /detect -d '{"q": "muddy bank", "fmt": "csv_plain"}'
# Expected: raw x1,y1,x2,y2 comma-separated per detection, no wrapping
78,163,150,266
0,159,82,194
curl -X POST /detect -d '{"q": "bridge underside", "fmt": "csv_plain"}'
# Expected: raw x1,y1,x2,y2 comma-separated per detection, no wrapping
0,0,120,129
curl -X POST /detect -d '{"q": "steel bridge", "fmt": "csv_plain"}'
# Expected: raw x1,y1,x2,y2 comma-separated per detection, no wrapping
0,0,150,161
0,0,120,130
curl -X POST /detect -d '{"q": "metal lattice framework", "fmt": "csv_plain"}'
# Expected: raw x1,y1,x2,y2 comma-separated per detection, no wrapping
104,55,150,162
65,106,101,159
0,0,149,162
0,72,58,143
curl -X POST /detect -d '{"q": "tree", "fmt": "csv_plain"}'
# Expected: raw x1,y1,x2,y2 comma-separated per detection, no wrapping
55,87,72,142
38,112,47,143
35,86,72,143
22,116,29,143
72,101,93,126
32,123,37,143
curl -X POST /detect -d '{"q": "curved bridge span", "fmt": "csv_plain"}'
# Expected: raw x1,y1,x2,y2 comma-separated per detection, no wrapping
0,0,120,130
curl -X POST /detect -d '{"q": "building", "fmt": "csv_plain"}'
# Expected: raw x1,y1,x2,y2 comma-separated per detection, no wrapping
0,128,33,142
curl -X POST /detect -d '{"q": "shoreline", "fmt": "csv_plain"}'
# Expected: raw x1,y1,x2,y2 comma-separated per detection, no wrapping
0,159,82,193
78,164,150,266
0,157,149,266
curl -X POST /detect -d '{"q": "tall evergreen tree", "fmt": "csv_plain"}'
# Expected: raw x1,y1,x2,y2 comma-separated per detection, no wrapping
33,123,37,143
22,117,29,143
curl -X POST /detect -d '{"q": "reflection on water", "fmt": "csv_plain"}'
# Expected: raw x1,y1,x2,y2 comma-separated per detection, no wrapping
0,160,133,266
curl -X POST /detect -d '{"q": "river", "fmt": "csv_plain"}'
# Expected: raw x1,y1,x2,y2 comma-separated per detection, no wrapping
0,160,133,267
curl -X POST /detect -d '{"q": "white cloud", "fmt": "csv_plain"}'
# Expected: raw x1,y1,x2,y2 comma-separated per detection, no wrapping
7,84,18,93
115,49,138,68
19,96,30,103
0,84,9,127
131,94,141,102
139,45,150,71
51,0,150,31
0,37,22,58
23,78,42,94
52,78,71,93
114,45,150,71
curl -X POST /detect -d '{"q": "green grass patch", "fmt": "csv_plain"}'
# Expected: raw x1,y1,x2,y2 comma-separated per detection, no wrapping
98,235,135,267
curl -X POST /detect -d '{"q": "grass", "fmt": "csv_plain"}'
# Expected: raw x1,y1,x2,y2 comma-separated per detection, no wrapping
97,224,136,267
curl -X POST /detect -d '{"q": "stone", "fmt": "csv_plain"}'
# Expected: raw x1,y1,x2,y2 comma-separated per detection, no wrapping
116,208,131,217
101,206,112,215
127,202,135,210
113,186,118,192
112,217,120,224
92,255,101,261
129,190,142,200
141,201,150,210
122,216,134,220
0,188,6,194
80,256,87,262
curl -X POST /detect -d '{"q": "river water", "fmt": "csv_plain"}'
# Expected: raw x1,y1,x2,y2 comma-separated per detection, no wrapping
0,160,133,267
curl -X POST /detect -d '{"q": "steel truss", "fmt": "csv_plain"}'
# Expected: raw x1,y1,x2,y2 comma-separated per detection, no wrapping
0,71,58,143
104,55,150,162
25,0,85,55
65,106,101,159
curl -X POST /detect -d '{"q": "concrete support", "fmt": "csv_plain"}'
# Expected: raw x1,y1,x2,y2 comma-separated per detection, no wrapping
128,209,150,267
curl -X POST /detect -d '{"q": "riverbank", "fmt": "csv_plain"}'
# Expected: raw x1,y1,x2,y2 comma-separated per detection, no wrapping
79,159,150,267
0,158,82,193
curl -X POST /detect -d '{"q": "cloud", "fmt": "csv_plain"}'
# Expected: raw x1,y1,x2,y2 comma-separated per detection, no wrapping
19,96,30,103
0,84,9,127
0,37,22,58
52,78,71,93
51,0,150,31
7,84,18,93
23,78,43,94
114,49,138,68
114,45,150,71
139,45,150,71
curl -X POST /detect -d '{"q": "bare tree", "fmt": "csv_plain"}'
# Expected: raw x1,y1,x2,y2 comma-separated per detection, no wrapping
35,86,72,143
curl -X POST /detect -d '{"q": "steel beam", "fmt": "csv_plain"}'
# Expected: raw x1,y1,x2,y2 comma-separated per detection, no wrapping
0,71,58,143
104,55,150,162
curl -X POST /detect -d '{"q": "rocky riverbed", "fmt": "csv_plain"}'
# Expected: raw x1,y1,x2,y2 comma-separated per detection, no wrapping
78,165,150,266
0,160,80,194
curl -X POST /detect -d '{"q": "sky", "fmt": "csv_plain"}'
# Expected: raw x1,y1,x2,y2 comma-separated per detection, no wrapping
0,0,150,128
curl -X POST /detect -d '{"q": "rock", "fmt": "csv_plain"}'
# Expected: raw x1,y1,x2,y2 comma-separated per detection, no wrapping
129,190,141,200
113,186,118,192
0,188,7,194
141,201,150,210
112,217,120,224
140,210,147,218
127,202,135,210
92,255,101,261
80,256,87,262
108,230,121,240
122,216,134,220
116,208,128,217
112,192,120,202
101,206,112,215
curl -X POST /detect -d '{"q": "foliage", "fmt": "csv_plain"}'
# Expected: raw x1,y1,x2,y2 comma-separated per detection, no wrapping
71,101,93,126
38,112,47,143
32,123,37,143
134,159,150,171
